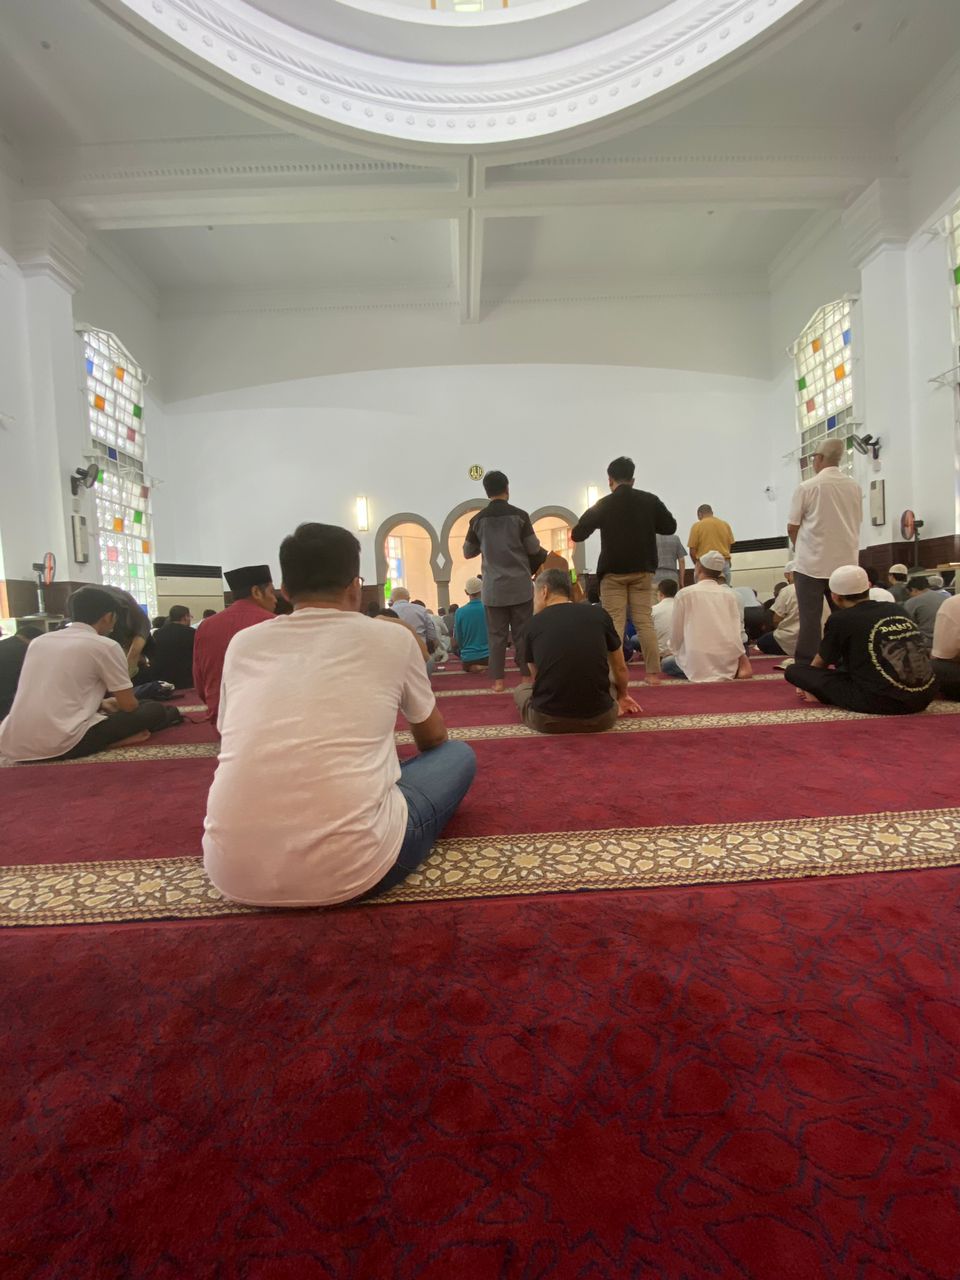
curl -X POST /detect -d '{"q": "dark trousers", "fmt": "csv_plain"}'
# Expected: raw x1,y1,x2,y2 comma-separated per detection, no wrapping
933,658,960,700
512,685,619,735
793,571,835,664
485,600,533,680
785,664,927,716
62,701,175,759
756,631,786,656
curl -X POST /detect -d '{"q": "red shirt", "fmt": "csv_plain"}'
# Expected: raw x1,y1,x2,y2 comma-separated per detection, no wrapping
193,598,273,723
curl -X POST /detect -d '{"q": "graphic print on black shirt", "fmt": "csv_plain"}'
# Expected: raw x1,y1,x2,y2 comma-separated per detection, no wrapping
819,602,934,704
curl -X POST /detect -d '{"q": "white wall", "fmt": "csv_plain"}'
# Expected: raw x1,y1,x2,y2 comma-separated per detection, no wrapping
151,363,778,583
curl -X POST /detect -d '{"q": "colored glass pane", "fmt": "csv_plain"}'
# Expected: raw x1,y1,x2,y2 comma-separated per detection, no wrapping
127,428,137,442
107,547,119,563
827,415,837,430
115,366,125,381
843,329,851,345
94,394,105,410
954,265,960,286
97,469,105,483
130,565,138,577
85,358,94,375
797,377,807,392
811,338,821,353
845,436,854,450
142,540,151,554
113,517,124,533
834,364,846,381
132,404,142,419
107,447,118,460
806,399,816,413
141,485,149,499
133,510,143,525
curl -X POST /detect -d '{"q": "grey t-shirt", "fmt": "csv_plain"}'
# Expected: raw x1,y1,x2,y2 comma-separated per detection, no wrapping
655,534,687,579
904,590,945,643
463,500,545,608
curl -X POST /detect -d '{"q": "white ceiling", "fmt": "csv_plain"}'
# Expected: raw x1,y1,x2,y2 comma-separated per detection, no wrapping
105,220,454,292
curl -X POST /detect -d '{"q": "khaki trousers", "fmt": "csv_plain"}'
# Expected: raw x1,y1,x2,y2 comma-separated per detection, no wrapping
600,571,659,677
513,685,618,735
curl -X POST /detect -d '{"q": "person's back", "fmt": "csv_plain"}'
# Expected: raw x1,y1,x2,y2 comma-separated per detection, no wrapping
904,585,944,644
652,596,675,656
671,569,744,682
464,493,543,607
150,609,196,687
820,600,934,711
573,484,676,578
204,612,433,905
453,596,488,662
0,630,40,720
524,601,618,721
791,468,862,576
0,623,128,762
193,565,276,720
390,596,435,645
688,513,735,561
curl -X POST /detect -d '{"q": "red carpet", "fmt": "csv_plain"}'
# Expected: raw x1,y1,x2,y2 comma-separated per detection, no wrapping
3,870,959,1278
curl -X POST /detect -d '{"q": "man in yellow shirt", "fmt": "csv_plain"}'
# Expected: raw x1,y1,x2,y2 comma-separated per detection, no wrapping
688,504,735,584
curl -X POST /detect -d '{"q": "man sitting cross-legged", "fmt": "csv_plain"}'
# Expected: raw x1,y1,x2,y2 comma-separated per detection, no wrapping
453,577,490,673
203,523,477,908
931,593,960,700
512,568,641,734
786,565,936,715
662,550,753,681
0,587,180,763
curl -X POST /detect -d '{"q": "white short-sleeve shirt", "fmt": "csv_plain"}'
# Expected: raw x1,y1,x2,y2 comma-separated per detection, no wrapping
932,594,960,661
0,623,132,763
670,580,744,682
788,467,863,579
203,608,437,908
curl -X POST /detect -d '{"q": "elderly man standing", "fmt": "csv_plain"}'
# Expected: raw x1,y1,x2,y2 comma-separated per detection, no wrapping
787,438,863,664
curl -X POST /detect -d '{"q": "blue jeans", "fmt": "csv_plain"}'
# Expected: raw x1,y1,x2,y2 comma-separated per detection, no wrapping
362,741,477,898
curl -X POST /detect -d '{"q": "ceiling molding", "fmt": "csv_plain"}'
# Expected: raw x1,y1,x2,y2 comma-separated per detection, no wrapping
841,178,910,270
93,0,816,148
12,201,88,293
767,208,843,291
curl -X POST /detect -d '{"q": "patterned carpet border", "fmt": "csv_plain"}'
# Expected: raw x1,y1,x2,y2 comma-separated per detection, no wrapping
9,700,957,765
2,807,959,926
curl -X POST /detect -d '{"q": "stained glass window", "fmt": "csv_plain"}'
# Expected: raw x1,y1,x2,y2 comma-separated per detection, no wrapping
792,300,855,481
80,330,157,617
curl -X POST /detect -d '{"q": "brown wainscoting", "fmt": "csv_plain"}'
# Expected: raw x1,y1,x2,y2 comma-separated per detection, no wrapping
0,579,92,620
860,535,960,573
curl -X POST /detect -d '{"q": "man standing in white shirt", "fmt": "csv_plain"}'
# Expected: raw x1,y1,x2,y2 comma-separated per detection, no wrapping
663,551,753,682
203,523,476,908
787,438,863,664
0,587,179,763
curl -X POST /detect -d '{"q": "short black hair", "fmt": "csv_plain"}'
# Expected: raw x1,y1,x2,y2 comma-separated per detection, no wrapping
865,566,880,586
168,605,191,623
16,624,43,640
536,568,572,599
377,607,399,619
658,579,679,598
202,609,216,619
909,576,930,591
697,504,713,519
152,615,165,629
839,590,870,603
68,586,120,626
449,603,458,613
280,523,361,600
483,470,508,497
607,456,635,483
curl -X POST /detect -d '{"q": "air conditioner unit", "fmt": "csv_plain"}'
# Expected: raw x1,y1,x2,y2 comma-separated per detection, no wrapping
72,513,90,563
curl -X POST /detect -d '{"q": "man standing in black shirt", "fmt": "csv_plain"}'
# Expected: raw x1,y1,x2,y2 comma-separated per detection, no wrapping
786,565,935,715
513,569,641,734
571,456,677,685
0,625,43,719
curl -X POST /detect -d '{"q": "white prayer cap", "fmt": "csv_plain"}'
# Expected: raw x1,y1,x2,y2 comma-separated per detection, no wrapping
784,560,796,573
828,565,869,595
465,576,483,595
928,573,944,589
699,550,727,571
889,563,909,576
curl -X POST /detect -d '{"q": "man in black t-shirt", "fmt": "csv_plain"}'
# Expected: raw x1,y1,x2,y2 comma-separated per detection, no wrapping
785,565,935,715
150,605,196,688
513,568,642,734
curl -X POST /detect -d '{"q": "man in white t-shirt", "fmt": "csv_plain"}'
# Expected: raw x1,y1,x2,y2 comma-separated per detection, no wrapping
652,578,678,657
757,562,800,657
931,593,960,700
203,522,477,908
787,437,863,664
662,551,752,682
0,587,179,763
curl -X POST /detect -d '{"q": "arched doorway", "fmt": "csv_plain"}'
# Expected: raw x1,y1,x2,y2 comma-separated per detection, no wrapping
530,507,585,576
374,514,441,611
441,501,485,609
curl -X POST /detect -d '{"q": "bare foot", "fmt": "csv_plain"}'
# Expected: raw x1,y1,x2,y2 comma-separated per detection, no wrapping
796,689,819,705
644,675,662,686
109,731,151,749
735,655,753,680
492,680,505,694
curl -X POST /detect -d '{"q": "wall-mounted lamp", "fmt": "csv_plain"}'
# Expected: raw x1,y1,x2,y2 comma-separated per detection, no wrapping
586,485,599,508
355,496,370,532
